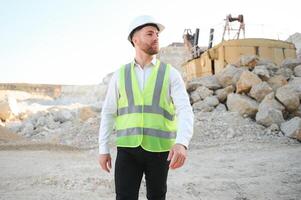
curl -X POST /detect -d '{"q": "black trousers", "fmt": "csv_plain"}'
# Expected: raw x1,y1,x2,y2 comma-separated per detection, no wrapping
115,146,170,200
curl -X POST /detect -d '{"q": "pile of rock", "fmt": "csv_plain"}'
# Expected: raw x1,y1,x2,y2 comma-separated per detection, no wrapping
2,56,300,150
187,56,301,141
4,105,101,149
0,87,104,149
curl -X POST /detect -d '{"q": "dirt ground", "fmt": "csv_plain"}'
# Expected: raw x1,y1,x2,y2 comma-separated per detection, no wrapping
0,140,300,200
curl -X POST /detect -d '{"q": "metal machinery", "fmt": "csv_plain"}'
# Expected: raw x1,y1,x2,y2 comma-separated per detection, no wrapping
183,28,215,60
222,14,245,41
183,14,245,60
183,28,202,59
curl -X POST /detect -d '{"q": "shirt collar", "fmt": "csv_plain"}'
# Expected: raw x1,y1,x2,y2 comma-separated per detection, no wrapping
134,57,157,68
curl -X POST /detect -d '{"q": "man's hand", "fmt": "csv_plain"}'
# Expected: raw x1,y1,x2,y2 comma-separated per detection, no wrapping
98,154,112,173
167,144,187,169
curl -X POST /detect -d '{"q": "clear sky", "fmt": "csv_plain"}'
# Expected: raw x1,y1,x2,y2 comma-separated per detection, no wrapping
1,0,300,85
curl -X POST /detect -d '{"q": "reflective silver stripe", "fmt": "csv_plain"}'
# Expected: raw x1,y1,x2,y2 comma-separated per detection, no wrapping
125,63,134,106
143,105,174,120
118,105,174,120
144,128,176,139
118,106,143,115
118,62,174,120
117,127,176,139
152,62,166,106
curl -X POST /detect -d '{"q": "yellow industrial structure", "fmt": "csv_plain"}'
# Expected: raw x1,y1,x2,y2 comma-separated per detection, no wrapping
182,14,297,81
183,38,297,81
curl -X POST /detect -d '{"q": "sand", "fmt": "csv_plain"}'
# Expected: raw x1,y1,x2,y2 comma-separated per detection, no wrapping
0,140,300,200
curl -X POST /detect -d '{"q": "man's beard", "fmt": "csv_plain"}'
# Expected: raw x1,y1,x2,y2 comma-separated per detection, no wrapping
143,43,159,55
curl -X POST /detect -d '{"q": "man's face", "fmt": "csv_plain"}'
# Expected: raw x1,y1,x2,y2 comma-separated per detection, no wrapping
132,26,159,55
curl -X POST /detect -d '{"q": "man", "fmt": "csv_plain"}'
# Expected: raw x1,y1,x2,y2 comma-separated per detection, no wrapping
98,15,194,200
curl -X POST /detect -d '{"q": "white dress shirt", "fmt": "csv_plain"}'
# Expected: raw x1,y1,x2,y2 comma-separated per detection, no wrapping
98,58,194,154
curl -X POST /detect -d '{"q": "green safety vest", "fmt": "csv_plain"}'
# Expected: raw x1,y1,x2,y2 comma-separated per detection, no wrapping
115,60,177,152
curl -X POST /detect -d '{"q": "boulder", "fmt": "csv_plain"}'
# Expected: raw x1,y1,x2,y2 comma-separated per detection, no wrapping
215,85,235,102
289,105,301,118
249,82,273,102
190,90,202,103
186,75,221,92
258,92,285,113
280,117,301,140
289,77,301,100
253,65,270,81
256,107,284,127
263,62,280,77
192,100,214,113
203,96,220,107
186,78,202,92
194,75,222,90
276,85,300,112
267,75,288,91
236,71,262,93
51,109,73,123
281,58,301,70
275,68,293,80
216,64,244,88
215,104,227,112
240,55,259,68
294,65,301,77
196,86,214,100
227,93,259,117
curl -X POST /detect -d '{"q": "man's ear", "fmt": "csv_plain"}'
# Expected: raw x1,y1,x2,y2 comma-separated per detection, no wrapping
132,35,139,46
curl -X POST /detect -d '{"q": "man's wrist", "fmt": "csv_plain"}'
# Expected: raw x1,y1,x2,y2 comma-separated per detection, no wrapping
175,143,187,150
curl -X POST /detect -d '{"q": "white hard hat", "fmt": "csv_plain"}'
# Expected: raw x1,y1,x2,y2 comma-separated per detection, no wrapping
127,15,165,42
